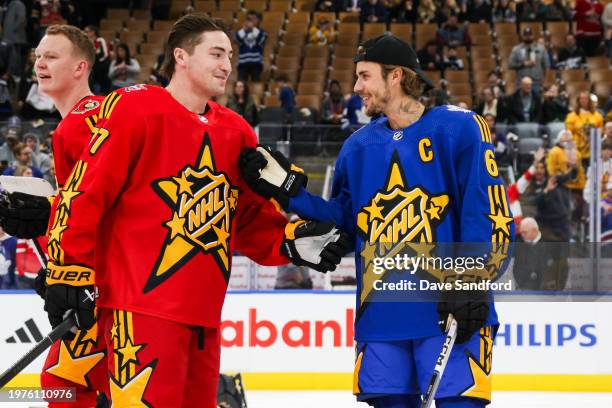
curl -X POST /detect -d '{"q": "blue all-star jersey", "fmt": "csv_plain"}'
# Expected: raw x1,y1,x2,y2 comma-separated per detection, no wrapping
287,105,515,341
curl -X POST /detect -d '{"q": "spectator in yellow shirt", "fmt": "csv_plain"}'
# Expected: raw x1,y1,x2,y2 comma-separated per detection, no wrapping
309,16,335,45
565,91,604,164
548,129,587,222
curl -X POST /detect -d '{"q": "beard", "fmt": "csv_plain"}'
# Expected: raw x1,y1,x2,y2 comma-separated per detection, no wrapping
364,87,390,116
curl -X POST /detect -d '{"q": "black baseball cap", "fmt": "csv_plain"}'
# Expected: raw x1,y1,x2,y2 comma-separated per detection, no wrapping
354,34,434,90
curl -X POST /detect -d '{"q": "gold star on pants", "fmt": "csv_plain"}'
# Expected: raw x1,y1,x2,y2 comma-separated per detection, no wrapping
109,366,153,408
45,341,105,387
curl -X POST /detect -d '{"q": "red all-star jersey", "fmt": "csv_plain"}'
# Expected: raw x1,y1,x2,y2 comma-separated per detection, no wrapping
47,85,289,327
52,96,104,187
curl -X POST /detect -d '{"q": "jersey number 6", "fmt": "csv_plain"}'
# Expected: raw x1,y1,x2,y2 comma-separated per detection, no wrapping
484,149,499,178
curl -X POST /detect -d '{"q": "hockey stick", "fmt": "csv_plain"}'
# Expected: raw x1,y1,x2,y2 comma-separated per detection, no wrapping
0,312,75,389
420,316,458,408
30,238,48,268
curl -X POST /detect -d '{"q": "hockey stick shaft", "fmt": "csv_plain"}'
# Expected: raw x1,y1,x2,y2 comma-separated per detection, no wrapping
31,238,48,267
421,316,458,408
0,312,75,389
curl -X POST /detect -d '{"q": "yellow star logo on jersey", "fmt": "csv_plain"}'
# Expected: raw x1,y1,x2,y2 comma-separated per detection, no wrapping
355,151,450,308
115,336,143,369
164,213,186,240
173,173,194,197
46,340,105,387
426,203,441,220
357,152,449,244
487,208,512,236
74,325,99,353
212,221,230,252
109,365,153,408
110,322,119,340
486,243,509,277
363,202,384,221
360,241,377,263
58,186,81,209
146,134,239,293
228,189,238,211
49,224,68,243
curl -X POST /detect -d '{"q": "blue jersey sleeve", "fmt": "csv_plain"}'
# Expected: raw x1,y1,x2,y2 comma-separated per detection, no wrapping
455,113,514,278
287,149,355,237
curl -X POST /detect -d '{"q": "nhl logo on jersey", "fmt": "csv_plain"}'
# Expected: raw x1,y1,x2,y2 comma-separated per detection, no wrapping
392,131,403,141
177,167,233,252
356,151,450,305
146,133,239,292
124,84,147,93
357,151,449,245
72,99,100,114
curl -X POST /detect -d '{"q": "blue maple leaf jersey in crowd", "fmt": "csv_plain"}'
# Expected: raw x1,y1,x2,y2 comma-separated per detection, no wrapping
287,105,515,341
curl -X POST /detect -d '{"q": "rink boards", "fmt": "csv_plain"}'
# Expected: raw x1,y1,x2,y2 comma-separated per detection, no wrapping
1,291,611,392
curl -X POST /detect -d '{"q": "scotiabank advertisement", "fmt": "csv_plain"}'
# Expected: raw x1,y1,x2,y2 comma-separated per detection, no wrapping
220,293,356,373
1,292,611,390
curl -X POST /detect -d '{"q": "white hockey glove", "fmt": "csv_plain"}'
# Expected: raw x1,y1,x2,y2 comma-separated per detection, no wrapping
282,220,351,273
239,145,307,208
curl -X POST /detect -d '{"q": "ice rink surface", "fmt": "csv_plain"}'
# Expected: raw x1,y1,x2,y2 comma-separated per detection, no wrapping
244,391,612,408
5,391,612,407
0,391,612,408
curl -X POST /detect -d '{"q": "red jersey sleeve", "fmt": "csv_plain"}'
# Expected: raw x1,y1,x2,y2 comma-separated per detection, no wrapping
47,91,142,272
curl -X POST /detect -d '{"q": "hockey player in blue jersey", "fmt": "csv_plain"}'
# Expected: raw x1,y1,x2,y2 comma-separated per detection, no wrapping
240,34,514,408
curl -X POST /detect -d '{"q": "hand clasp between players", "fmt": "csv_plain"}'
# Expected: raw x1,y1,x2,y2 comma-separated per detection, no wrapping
282,220,351,273
240,145,351,273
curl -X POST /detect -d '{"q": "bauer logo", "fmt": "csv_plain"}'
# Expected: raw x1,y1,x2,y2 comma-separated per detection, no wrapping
494,323,597,347
220,308,355,348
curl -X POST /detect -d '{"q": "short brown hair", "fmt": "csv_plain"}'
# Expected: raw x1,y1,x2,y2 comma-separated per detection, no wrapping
45,24,95,69
603,137,612,151
161,13,229,79
13,143,29,156
380,65,424,99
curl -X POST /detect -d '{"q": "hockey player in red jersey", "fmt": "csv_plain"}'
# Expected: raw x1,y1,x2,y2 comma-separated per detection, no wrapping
0,25,109,407
40,14,349,407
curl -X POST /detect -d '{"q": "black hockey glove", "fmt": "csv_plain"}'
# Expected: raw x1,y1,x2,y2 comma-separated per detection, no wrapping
34,267,47,299
239,146,308,209
0,191,51,238
437,290,489,344
44,265,96,336
282,220,351,273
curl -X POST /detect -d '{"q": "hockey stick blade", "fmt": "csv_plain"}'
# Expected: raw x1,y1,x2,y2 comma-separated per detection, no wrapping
0,312,75,389
420,316,458,408
0,176,55,197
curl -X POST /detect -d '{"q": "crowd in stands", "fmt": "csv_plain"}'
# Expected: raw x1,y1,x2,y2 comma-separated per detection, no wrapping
0,0,611,289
